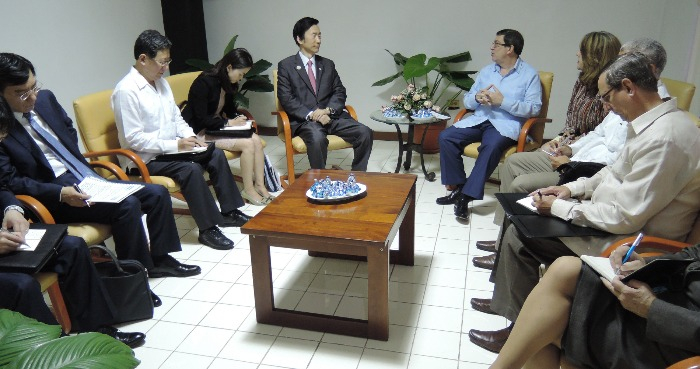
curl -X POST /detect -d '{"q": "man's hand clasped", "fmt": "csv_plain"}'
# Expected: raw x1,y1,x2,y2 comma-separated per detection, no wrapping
310,107,331,126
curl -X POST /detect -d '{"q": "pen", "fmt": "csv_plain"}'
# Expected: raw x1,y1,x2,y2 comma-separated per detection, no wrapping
537,190,543,200
615,232,644,275
72,183,91,207
0,227,29,248
541,148,555,157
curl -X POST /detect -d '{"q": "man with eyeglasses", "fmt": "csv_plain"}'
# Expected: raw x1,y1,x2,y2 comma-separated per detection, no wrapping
437,29,542,221
112,29,252,251
467,52,700,353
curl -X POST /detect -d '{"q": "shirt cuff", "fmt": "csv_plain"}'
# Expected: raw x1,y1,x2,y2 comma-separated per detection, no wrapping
550,198,576,220
165,140,180,154
564,181,584,198
306,111,314,121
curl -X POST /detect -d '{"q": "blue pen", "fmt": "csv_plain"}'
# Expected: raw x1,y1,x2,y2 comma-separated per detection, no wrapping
615,232,644,275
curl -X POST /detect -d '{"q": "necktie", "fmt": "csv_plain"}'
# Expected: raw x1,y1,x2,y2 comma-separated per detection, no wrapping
24,112,95,180
307,60,317,94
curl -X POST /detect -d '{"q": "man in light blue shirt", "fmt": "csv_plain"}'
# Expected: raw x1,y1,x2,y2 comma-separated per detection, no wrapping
438,29,542,220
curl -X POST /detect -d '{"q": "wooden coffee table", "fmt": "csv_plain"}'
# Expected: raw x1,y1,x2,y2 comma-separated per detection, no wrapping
241,169,416,341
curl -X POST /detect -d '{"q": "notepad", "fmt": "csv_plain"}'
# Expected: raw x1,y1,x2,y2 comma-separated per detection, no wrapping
77,177,144,203
581,255,694,285
581,255,616,281
221,120,253,130
16,229,46,252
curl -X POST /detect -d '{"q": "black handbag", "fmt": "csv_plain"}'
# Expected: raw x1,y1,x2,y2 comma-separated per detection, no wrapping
556,161,606,185
152,142,215,164
89,245,154,324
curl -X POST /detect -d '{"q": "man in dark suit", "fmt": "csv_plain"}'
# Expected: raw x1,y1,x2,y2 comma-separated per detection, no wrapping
0,52,200,280
0,98,144,347
277,17,373,171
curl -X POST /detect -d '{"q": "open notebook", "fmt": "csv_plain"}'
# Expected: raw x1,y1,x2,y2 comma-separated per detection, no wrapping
581,255,694,284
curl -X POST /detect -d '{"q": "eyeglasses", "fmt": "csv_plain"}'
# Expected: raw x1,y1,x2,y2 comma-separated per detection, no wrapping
152,58,172,67
491,41,509,48
597,87,615,103
19,82,42,101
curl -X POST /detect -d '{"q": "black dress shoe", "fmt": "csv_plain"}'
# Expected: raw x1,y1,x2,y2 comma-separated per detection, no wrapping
220,209,252,227
198,227,234,250
149,255,202,278
151,291,162,307
468,326,512,353
470,297,497,315
473,253,496,270
97,326,146,348
476,240,497,253
454,193,471,220
436,185,464,205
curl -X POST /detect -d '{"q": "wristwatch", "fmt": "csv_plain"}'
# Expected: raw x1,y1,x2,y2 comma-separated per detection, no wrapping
327,107,336,115
4,205,24,216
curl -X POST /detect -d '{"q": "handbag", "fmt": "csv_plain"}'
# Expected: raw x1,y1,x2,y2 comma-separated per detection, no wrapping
89,245,154,324
263,154,282,192
151,142,215,164
556,161,606,185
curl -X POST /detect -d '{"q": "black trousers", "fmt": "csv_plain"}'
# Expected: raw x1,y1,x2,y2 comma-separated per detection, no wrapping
48,173,181,269
146,148,244,230
0,236,116,332
293,117,373,171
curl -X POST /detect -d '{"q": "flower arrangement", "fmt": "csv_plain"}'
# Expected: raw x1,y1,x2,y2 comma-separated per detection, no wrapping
374,50,476,120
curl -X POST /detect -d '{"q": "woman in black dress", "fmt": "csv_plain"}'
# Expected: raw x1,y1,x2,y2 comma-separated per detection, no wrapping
182,48,272,206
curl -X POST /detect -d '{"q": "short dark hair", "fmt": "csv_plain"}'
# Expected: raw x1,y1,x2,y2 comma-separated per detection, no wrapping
133,29,172,60
496,29,524,56
604,52,658,92
293,17,319,46
0,96,12,138
205,48,254,94
0,53,35,91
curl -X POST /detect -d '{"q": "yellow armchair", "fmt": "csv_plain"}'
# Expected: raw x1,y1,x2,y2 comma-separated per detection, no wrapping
661,77,695,111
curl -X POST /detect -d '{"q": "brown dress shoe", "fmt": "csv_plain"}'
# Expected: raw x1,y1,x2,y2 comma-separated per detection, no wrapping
470,297,497,315
472,253,496,270
468,326,512,353
475,240,497,253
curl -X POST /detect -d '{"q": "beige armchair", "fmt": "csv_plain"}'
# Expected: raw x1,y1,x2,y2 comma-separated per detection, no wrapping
661,77,695,111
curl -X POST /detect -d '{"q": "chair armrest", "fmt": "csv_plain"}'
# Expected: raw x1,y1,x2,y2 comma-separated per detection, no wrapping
15,195,56,224
82,148,152,183
667,356,700,369
345,105,358,121
88,161,130,180
516,117,552,152
237,108,260,132
453,108,471,123
600,235,690,257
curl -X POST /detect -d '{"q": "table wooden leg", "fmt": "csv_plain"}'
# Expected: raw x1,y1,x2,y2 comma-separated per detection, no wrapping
366,244,389,340
393,183,415,266
249,235,275,323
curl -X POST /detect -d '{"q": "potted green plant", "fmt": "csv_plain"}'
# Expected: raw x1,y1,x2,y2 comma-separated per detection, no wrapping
0,309,140,368
373,50,476,152
186,35,274,109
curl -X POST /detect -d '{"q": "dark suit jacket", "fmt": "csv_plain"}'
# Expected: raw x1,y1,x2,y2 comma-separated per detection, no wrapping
0,90,91,205
0,189,21,214
277,53,353,133
181,73,239,134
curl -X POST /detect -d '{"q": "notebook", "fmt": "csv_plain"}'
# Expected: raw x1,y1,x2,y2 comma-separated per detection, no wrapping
581,255,694,285
0,224,68,274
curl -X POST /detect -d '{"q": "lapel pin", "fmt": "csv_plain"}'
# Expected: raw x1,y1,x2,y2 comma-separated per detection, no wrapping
296,66,301,70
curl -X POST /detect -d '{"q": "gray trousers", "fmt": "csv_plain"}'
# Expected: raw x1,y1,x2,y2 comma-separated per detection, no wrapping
489,223,577,322
494,151,561,226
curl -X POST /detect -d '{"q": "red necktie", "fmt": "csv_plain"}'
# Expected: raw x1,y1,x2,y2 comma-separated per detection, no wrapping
307,60,317,94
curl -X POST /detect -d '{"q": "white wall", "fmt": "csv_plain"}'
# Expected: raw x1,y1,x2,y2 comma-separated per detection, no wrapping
0,0,697,139
0,0,164,128
203,0,700,136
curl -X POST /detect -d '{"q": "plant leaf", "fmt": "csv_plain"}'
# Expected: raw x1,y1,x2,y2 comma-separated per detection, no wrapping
441,51,472,63
0,310,62,367
442,71,477,90
223,35,239,56
241,78,274,93
9,332,139,369
245,59,273,77
384,49,408,66
185,58,214,71
233,93,250,109
403,55,441,79
372,71,403,87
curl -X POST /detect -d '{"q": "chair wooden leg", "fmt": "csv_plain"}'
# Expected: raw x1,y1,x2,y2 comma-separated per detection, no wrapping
46,281,72,334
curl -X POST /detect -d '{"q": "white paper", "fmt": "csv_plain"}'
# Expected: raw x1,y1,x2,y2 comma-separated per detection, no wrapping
431,111,450,120
222,120,253,130
516,196,538,212
78,176,145,203
16,229,47,252
176,146,208,154
581,255,616,281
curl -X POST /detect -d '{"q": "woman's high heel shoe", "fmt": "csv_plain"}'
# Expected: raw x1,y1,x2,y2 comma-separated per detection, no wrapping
242,190,266,206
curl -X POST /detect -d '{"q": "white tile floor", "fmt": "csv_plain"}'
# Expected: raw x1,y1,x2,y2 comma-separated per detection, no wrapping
117,135,509,369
